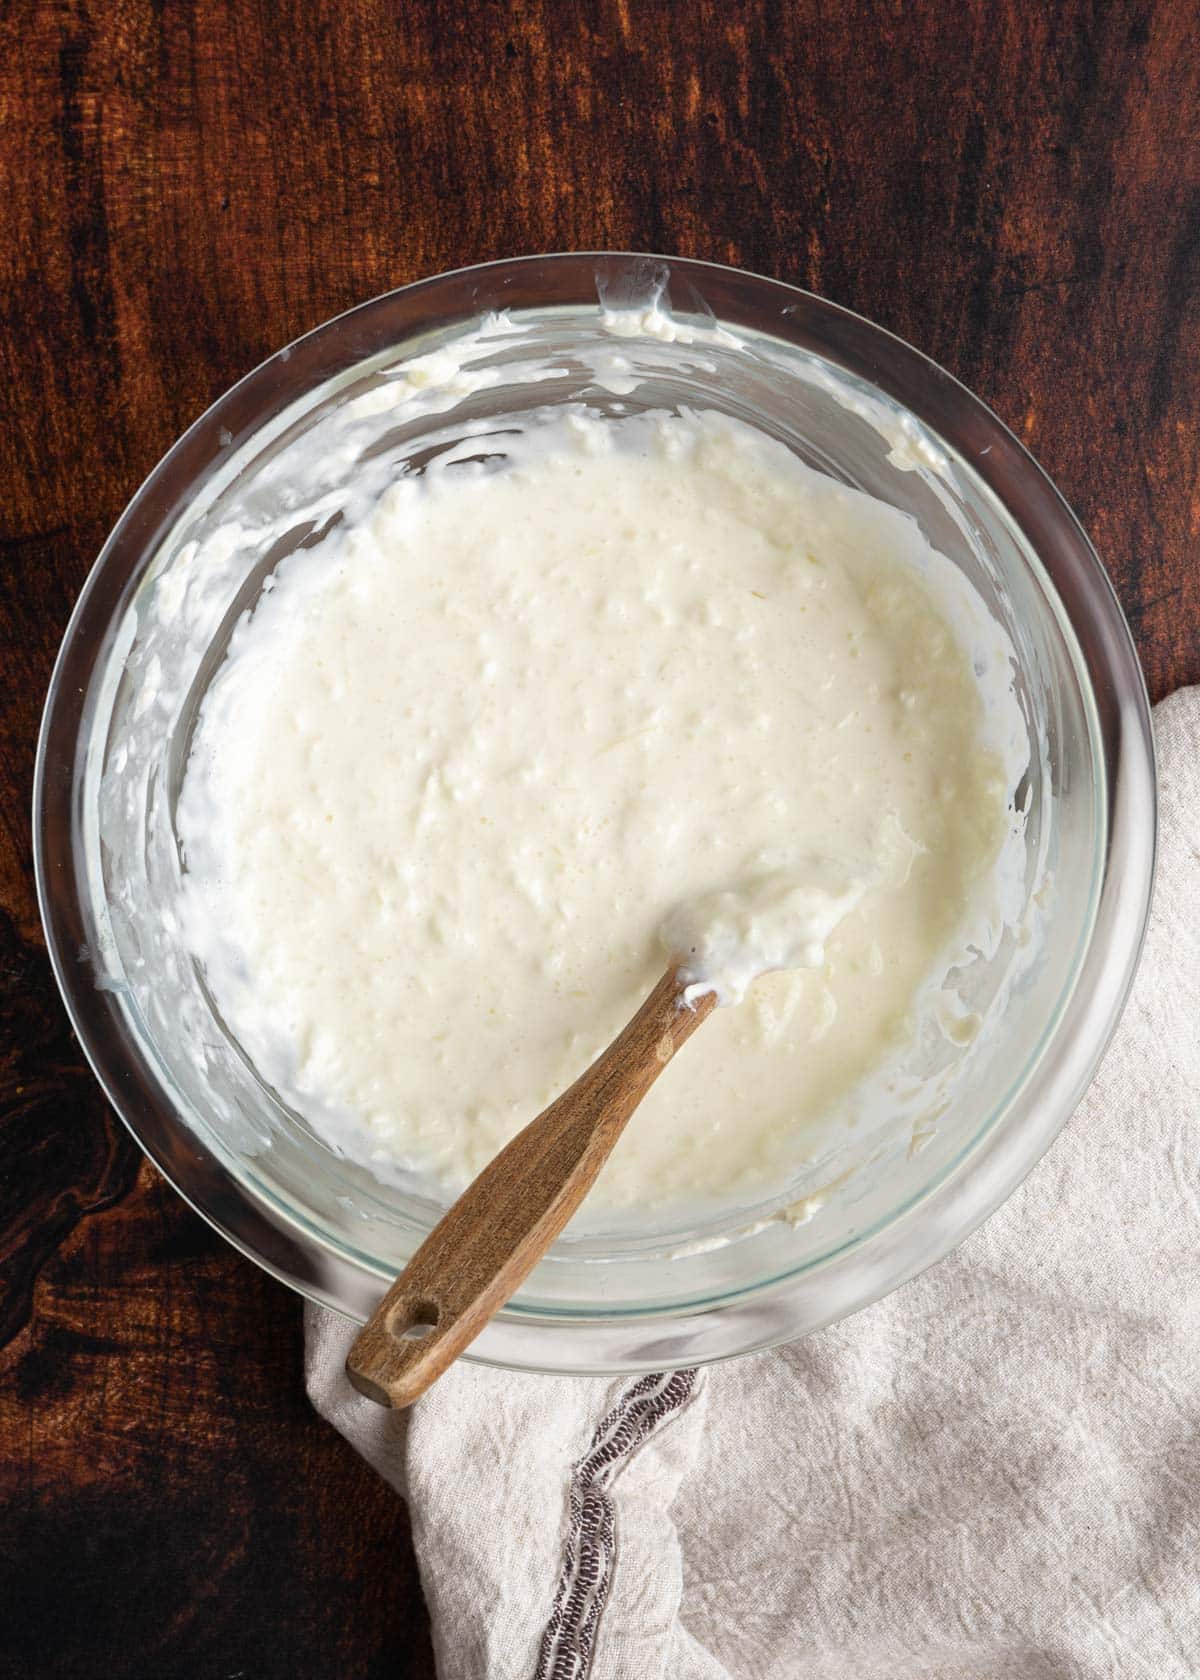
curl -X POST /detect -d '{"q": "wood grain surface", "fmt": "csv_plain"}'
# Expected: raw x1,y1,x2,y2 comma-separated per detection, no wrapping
1,2,1196,1675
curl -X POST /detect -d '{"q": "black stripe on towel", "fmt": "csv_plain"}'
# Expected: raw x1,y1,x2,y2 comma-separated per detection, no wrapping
534,1368,699,1680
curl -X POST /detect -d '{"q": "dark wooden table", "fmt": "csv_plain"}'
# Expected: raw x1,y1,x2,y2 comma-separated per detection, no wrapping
1,3,1196,1675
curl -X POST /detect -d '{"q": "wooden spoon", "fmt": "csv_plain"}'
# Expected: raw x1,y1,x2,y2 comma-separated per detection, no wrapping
345,966,716,1408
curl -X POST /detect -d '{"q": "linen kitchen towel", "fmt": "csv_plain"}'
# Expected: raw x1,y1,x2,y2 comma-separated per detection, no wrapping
306,688,1199,1679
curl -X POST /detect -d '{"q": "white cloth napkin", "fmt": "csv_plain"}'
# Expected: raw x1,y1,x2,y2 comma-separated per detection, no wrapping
306,689,1200,1680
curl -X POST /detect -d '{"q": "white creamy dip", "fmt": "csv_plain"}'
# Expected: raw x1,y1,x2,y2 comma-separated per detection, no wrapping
176,402,1022,1213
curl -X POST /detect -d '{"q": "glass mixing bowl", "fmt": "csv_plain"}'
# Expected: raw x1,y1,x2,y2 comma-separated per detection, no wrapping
34,254,1155,1375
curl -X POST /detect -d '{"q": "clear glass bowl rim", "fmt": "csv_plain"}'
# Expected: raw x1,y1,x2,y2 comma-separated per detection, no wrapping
33,252,1157,1376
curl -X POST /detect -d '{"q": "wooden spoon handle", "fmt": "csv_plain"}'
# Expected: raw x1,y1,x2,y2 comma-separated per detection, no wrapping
345,967,715,1408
